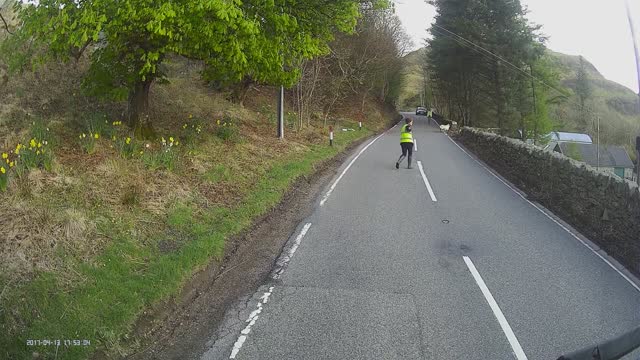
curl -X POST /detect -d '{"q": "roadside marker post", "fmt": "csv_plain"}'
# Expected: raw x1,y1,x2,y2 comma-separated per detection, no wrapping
359,121,362,130
329,126,334,147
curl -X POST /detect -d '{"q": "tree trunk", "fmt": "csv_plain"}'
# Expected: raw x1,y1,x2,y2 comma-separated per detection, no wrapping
230,78,253,106
127,79,155,139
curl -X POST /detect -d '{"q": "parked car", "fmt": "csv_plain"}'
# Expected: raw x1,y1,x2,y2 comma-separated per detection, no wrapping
416,106,427,115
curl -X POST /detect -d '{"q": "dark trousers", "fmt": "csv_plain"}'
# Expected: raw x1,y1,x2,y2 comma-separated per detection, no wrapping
397,142,413,166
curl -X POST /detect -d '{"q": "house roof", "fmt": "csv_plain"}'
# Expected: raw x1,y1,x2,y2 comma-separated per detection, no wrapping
548,132,593,144
558,143,634,168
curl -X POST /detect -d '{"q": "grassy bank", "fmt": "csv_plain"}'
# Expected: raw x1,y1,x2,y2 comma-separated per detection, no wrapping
0,89,387,358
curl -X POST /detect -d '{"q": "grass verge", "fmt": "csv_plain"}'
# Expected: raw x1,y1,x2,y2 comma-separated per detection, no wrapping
0,127,374,359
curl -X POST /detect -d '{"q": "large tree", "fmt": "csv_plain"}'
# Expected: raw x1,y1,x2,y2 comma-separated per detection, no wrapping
427,0,545,131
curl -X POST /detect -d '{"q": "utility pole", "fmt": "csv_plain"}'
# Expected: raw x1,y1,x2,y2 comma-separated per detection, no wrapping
626,0,640,112
531,65,538,144
277,86,284,139
636,136,640,184
625,0,640,183
597,114,601,170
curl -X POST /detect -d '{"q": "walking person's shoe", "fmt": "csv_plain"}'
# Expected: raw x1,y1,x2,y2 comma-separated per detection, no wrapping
395,162,400,169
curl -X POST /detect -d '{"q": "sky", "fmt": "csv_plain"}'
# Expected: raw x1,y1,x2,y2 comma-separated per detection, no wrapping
394,0,640,92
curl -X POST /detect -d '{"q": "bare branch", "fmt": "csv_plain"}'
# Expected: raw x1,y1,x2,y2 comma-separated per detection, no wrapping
0,11,13,35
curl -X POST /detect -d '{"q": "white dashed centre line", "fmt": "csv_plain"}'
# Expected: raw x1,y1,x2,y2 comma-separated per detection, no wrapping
463,256,528,360
417,161,437,202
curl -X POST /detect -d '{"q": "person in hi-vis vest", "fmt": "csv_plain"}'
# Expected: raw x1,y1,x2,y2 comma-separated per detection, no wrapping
396,117,414,169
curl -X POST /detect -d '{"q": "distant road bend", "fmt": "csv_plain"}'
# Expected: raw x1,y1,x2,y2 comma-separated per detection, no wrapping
202,113,640,360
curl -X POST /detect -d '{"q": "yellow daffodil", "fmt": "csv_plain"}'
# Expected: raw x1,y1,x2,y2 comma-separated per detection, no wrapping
94,133,100,139
82,133,86,138
189,114,193,119
9,161,14,168
0,167,5,174
169,137,174,143
126,137,131,145
36,150,41,155
139,151,144,155
183,124,188,129
1,153,7,159
30,139,36,148
37,143,42,148
217,120,221,125
175,141,180,146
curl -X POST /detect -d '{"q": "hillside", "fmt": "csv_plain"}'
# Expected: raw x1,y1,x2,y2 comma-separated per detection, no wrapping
400,47,640,156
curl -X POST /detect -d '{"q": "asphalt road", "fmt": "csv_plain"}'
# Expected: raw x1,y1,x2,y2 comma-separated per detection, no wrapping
202,114,640,360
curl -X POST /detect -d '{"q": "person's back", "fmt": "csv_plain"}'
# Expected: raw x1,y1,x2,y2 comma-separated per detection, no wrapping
396,118,414,169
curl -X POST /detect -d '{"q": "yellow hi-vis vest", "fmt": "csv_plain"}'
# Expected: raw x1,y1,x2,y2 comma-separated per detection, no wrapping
400,124,413,143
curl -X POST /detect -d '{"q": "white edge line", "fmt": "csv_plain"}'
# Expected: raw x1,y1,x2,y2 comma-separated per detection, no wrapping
463,256,528,360
417,161,438,202
320,133,385,206
448,136,640,293
229,286,276,359
272,223,312,279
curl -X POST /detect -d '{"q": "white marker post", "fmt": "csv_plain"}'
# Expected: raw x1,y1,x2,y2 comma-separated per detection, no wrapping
329,126,334,147
359,121,362,130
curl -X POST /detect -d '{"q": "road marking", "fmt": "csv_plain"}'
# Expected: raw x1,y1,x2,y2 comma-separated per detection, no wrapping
448,136,640,293
272,223,312,279
414,139,418,152
230,286,275,359
417,161,437,202
463,256,528,360
320,133,384,206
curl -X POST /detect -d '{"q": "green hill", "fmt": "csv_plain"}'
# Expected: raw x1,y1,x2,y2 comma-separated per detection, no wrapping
400,47,640,157
398,48,427,110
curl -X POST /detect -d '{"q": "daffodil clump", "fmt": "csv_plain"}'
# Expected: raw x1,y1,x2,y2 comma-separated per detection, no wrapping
18,134,54,173
78,132,100,154
0,149,17,192
142,135,180,171
113,135,142,159
1,132,54,191
181,114,204,143
215,115,239,142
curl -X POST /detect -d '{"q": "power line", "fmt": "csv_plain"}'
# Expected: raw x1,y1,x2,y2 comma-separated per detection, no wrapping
430,23,569,97
427,24,618,144
428,23,609,126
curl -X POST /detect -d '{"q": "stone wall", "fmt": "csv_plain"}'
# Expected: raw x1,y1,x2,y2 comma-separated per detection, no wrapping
458,128,640,275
